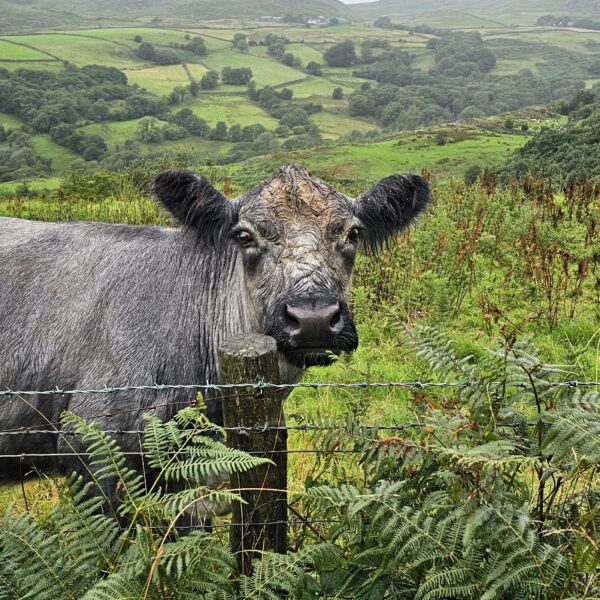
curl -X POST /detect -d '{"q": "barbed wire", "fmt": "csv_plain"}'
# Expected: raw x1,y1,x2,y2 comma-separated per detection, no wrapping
1,379,598,398
0,423,426,436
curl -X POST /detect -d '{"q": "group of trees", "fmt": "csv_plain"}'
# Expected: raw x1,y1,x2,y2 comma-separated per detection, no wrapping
221,67,253,85
50,124,107,161
428,32,496,76
323,39,356,67
135,36,207,65
0,65,168,161
0,129,51,182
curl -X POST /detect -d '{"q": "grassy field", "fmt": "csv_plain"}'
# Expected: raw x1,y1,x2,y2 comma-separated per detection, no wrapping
309,110,376,139
31,135,79,175
124,64,192,95
202,48,307,87
230,126,529,186
0,38,53,59
0,111,23,128
177,94,280,128
2,33,140,67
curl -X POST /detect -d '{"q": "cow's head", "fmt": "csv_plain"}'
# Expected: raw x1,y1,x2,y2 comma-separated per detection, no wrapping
153,165,430,368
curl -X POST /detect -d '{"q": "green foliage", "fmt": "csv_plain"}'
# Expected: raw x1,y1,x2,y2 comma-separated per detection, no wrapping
502,101,600,183
0,405,267,599
323,40,356,68
1,329,597,598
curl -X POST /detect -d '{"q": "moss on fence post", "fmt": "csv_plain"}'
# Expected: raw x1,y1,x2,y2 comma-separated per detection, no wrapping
218,334,287,575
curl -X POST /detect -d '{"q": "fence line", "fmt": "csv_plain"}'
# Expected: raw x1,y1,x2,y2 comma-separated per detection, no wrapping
1,379,598,398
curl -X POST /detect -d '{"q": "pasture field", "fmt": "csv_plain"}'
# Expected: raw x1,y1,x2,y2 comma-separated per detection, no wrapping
31,135,79,175
2,33,140,67
0,112,23,128
287,77,355,100
124,64,192,95
177,94,280,128
80,118,233,156
0,59,63,71
202,48,307,87
309,110,376,139
285,43,323,65
0,39,52,60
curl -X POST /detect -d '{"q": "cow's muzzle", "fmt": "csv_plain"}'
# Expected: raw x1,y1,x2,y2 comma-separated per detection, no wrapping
268,297,358,368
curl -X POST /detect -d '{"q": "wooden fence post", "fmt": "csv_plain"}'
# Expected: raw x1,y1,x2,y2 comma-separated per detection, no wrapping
218,334,287,575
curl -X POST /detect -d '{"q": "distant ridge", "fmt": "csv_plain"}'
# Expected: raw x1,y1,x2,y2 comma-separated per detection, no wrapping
347,0,600,20
0,0,352,33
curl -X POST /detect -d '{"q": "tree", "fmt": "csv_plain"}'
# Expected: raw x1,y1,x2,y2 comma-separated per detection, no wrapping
279,107,309,128
282,53,296,66
133,35,143,43
306,61,322,76
374,16,392,29
332,87,343,100
200,70,219,90
232,33,248,53
136,116,163,143
211,121,228,140
228,123,242,141
153,49,180,65
221,67,253,85
323,40,356,67
136,42,156,61
187,37,207,56
189,81,200,97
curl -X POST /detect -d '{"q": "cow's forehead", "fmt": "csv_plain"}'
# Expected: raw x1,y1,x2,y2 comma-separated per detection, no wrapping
239,165,353,221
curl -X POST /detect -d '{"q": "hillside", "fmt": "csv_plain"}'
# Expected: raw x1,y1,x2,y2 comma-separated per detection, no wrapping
0,0,352,33
501,98,600,182
348,0,600,21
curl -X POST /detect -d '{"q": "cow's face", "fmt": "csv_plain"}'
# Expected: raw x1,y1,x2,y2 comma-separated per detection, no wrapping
153,165,430,369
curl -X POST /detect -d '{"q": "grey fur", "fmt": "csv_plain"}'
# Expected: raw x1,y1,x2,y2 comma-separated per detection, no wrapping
0,164,429,484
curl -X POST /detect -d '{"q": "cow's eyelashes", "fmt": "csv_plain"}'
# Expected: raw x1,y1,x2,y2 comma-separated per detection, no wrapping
233,229,255,247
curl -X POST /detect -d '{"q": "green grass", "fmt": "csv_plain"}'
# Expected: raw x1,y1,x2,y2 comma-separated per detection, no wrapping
0,112,23,128
124,64,191,95
0,60,64,71
1,33,140,68
202,48,306,87
232,126,528,184
310,109,377,139
80,118,232,156
177,94,280,128
286,43,323,65
288,76,354,100
31,135,79,175
0,177,62,192
0,39,53,59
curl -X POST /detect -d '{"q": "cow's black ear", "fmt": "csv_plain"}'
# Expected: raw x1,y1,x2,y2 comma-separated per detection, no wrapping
353,174,430,252
152,170,233,240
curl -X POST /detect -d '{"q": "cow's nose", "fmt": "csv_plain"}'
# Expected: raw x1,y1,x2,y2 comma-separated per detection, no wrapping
284,302,343,345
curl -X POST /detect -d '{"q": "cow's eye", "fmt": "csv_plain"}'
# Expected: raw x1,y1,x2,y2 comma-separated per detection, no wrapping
347,227,361,244
235,229,254,247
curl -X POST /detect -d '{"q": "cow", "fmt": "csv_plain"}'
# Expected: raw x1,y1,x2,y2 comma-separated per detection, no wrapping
0,164,429,499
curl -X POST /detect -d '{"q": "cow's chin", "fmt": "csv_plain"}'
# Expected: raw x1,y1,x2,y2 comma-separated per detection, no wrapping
281,348,342,369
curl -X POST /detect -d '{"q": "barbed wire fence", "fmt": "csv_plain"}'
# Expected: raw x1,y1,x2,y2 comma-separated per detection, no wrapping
1,332,599,572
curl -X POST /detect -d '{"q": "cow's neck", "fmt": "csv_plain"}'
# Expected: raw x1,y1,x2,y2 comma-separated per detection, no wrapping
183,234,302,386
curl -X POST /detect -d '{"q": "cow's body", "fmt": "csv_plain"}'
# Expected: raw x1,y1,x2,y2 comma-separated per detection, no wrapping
0,165,430,486
0,217,262,478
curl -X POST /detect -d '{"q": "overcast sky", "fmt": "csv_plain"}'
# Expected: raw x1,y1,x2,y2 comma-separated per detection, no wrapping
341,0,379,4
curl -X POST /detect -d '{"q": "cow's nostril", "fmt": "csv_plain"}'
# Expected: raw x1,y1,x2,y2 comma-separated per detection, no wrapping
330,305,342,329
284,305,301,327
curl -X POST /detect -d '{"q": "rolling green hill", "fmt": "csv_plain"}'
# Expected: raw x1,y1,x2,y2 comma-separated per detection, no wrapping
0,0,352,34
348,0,600,20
